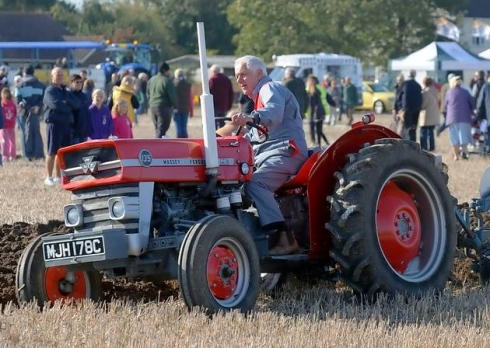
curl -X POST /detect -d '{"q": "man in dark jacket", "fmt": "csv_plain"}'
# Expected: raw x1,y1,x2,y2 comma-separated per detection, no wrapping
147,62,177,138
399,70,422,141
209,64,234,129
173,68,191,138
284,68,308,119
69,74,92,144
43,67,79,186
17,65,45,160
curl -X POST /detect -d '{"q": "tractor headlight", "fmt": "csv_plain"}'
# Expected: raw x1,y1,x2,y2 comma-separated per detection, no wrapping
64,204,83,227
111,200,125,219
108,197,139,220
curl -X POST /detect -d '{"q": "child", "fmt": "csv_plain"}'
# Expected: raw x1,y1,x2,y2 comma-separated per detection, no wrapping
0,87,16,161
111,99,133,139
89,89,113,139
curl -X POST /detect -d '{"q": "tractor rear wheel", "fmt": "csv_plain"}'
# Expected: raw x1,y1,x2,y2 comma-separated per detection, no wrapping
178,215,260,313
16,234,102,306
327,139,456,298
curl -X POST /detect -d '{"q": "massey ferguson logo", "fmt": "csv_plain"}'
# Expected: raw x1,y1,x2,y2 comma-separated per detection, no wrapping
80,156,99,174
138,149,153,167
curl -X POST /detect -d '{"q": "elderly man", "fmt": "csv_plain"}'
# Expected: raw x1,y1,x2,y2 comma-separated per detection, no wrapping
43,67,79,186
209,64,234,129
217,55,308,255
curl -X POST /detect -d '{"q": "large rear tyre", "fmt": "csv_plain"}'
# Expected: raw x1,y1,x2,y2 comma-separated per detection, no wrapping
327,139,456,297
178,215,260,313
16,234,102,306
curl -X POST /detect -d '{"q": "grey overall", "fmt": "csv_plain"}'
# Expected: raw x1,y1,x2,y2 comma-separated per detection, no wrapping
244,76,308,228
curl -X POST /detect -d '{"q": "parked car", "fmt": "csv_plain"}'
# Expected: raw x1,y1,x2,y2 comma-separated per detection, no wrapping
357,81,394,114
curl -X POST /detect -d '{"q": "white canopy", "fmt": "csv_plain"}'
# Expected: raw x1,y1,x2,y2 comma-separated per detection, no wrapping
390,42,490,71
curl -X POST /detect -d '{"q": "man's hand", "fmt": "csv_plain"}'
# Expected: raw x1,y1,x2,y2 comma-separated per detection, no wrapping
231,112,253,127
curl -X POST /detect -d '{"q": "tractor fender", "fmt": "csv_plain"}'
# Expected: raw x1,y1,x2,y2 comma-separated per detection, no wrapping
306,124,399,259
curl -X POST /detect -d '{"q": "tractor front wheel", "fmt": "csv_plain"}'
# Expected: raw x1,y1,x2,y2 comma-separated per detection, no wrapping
328,139,456,297
16,234,102,306
178,215,260,313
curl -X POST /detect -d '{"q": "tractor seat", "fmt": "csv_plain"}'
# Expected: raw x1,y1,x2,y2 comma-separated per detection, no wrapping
281,148,322,189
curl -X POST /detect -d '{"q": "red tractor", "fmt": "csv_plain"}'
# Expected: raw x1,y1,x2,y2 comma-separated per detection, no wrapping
15,24,456,312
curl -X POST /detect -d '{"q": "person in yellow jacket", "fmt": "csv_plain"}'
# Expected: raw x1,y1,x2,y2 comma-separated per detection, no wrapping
109,75,139,124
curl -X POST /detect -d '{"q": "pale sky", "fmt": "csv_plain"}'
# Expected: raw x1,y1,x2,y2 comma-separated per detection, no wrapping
65,0,83,9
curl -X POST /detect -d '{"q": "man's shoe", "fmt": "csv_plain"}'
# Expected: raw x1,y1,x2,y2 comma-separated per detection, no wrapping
462,152,469,160
44,177,54,186
52,177,61,184
269,231,300,256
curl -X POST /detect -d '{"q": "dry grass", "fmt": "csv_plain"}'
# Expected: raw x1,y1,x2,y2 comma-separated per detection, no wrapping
1,110,489,346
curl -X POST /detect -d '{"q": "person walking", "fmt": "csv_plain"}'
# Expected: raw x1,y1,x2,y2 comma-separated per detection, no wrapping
173,69,192,138
0,88,15,161
391,74,405,134
306,75,329,146
327,80,341,125
342,76,358,125
476,74,490,151
209,64,234,129
436,73,455,137
284,68,308,119
89,89,113,140
399,70,422,141
445,75,473,160
16,65,45,160
43,67,79,186
69,74,92,144
110,76,139,125
147,62,176,138
419,77,440,151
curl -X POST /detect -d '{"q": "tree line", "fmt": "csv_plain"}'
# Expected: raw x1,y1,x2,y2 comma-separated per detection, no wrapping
0,0,469,65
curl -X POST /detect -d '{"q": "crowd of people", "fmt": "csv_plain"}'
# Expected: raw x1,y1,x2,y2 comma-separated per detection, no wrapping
391,69,490,161
281,69,358,147
4,57,490,189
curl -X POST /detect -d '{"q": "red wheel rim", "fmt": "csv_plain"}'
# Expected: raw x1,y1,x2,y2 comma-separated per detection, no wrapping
376,181,421,273
44,266,88,303
207,245,239,300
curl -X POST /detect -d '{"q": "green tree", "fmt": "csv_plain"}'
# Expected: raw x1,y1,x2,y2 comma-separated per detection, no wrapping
228,0,438,65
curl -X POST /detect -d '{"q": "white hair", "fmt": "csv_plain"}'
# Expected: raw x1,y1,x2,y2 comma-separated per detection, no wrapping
285,67,296,78
235,55,267,75
174,68,185,79
210,64,222,74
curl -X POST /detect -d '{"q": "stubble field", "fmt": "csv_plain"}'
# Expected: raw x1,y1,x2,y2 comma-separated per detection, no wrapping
0,110,489,347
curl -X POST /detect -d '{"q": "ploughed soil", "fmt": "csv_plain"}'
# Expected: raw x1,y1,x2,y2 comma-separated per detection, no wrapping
0,221,178,305
0,220,481,306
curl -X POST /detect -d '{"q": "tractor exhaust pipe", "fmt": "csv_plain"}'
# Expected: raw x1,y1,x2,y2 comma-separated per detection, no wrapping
197,22,219,177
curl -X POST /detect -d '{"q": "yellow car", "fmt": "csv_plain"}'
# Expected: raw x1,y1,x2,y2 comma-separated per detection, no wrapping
357,82,394,114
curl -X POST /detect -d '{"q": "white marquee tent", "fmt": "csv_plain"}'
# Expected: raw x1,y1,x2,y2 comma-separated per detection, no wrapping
390,41,490,84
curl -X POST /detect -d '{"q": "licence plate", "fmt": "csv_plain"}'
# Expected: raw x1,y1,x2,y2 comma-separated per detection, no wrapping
43,236,105,261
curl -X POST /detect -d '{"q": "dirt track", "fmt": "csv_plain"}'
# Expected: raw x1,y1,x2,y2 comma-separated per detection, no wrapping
0,221,178,305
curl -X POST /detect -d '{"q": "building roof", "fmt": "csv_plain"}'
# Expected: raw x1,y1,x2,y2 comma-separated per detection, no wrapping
0,12,70,41
0,12,71,62
167,55,237,69
464,0,490,18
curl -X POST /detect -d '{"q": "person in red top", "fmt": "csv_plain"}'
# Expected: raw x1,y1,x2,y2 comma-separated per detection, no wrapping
111,99,133,139
209,64,234,129
0,88,17,161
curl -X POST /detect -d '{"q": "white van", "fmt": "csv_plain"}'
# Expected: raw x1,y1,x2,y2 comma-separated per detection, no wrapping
270,53,363,103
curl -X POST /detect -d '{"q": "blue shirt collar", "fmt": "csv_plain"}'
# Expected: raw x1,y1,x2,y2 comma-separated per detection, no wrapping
252,75,272,99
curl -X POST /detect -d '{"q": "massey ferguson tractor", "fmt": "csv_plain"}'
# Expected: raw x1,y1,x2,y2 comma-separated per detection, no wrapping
15,24,457,313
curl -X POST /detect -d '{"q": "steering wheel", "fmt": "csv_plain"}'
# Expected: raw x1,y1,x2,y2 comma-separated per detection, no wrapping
215,116,269,145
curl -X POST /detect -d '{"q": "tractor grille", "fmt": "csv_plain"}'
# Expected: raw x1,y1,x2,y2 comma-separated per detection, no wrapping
62,146,121,182
72,183,139,234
